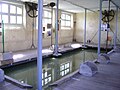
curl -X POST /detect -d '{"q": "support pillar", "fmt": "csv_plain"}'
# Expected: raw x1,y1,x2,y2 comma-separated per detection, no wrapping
37,0,43,90
114,7,118,48
98,0,103,56
2,20,4,53
83,8,87,47
53,0,61,57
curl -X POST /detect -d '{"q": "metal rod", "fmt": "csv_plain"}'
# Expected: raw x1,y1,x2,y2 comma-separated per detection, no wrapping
37,0,43,90
51,7,53,46
98,0,103,56
31,17,35,48
106,0,111,53
54,0,59,55
84,8,87,46
2,20,5,53
114,7,118,48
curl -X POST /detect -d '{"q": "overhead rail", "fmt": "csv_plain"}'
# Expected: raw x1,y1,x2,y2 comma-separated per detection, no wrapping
62,0,96,13
111,0,120,9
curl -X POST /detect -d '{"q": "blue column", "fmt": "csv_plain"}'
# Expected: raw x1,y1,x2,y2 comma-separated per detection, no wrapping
114,7,118,48
37,0,43,90
84,8,87,46
54,0,60,56
98,0,102,56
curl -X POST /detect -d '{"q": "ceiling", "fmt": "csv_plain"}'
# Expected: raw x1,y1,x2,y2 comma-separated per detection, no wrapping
20,0,120,13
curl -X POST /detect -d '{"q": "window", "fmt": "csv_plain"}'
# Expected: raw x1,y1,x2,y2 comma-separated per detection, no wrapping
0,2,23,28
36,9,52,33
60,62,70,76
42,70,52,86
61,12,72,29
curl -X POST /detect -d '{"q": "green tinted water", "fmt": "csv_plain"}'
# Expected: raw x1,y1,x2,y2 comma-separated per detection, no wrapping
4,49,99,90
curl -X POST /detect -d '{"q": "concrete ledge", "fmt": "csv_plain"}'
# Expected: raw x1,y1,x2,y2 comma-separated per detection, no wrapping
5,75,33,89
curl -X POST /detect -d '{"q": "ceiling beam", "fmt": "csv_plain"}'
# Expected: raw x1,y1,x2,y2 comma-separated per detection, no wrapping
62,0,96,13
110,0,120,9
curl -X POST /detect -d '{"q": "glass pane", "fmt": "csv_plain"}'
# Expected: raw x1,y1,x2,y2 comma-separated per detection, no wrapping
66,15,71,20
61,20,65,26
66,69,69,73
17,16,22,24
48,77,51,82
48,12,51,18
42,80,43,86
61,14,65,19
45,72,47,78
17,7,22,14
48,19,51,24
65,63,70,69
10,16,16,24
43,18,51,25
65,70,67,75
0,4,1,12
10,5,16,14
44,11,51,18
0,15,1,22
43,19,47,25
60,65,64,71
2,15,8,23
66,21,71,26
42,73,43,79
44,11,48,17
45,78,48,85
2,4,8,13
61,71,64,76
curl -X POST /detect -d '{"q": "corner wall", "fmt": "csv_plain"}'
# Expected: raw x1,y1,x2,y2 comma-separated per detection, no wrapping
75,11,120,45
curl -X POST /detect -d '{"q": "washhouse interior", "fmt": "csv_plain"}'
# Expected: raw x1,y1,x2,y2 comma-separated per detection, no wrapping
0,0,120,90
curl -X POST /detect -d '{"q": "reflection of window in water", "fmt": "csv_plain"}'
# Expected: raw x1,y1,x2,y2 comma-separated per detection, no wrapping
60,62,70,76
42,70,52,86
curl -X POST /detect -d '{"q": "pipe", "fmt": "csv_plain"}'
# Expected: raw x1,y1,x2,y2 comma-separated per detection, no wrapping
51,7,53,46
84,8,87,46
2,20,4,53
54,0,59,55
114,7,118,48
98,0,103,56
105,0,111,53
37,0,43,90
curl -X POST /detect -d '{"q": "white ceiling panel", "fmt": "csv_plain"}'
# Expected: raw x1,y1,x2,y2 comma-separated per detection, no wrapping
19,0,120,13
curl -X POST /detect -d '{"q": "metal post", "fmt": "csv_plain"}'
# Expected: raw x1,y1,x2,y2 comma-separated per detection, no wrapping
84,8,87,47
31,18,35,48
114,7,118,48
53,0,61,57
2,20,4,53
51,7,53,46
37,0,43,90
105,0,110,53
98,0,102,56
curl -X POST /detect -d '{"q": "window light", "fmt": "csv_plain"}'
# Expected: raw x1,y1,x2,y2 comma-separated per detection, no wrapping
2,4,8,13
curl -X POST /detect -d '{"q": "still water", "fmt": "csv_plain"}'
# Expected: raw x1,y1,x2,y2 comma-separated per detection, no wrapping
4,49,99,90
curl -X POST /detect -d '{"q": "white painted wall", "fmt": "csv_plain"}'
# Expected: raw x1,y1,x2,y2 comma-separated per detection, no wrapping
0,4,74,52
75,11,120,45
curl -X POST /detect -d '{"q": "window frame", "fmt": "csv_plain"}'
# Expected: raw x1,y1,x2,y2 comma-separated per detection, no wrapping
0,1,23,28
36,8,52,32
60,62,70,76
61,12,72,29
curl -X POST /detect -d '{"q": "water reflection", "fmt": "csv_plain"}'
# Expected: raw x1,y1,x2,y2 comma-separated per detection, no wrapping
4,49,98,90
